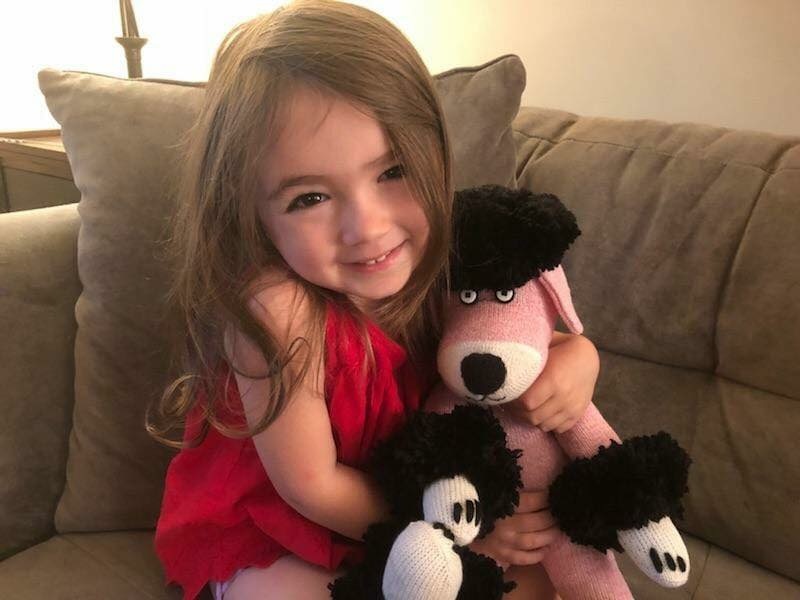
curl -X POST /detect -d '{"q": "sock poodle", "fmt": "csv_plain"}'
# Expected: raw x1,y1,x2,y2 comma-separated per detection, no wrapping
426,184,691,598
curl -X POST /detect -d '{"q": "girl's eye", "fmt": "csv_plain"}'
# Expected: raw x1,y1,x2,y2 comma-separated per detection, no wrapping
379,164,405,182
495,289,515,303
285,165,404,213
459,290,478,305
286,192,327,213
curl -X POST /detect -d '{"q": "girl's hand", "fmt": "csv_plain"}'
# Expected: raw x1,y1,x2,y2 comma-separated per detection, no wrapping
510,333,599,433
468,490,560,569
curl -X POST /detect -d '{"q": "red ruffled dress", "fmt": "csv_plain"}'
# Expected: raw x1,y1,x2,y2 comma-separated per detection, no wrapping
154,301,430,600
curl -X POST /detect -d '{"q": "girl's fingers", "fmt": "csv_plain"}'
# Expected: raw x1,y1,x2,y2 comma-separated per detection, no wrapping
514,510,557,533
505,548,548,566
539,411,569,433
554,417,578,434
514,526,561,551
528,398,562,426
517,490,549,513
513,378,554,413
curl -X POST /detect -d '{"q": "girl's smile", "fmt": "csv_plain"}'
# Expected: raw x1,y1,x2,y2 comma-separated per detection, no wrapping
345,239,406,270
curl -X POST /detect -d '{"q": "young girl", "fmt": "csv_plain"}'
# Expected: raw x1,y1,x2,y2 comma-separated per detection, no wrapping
147,1,600,599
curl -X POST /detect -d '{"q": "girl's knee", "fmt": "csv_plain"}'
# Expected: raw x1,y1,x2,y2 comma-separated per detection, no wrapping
224,555,343,600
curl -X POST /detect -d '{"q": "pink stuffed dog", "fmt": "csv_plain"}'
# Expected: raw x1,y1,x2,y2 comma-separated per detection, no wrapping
426,185,691,599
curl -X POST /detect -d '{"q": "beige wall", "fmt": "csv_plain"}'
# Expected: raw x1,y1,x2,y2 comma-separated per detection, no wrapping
389,0,800,136
3,0,799,136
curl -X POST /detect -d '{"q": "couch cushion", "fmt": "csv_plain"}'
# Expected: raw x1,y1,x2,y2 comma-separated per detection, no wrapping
512,106,800,393
36,54,526,533
0,531,208,599
2,530,795,600
593,349,800,583
511,106,800,583
0,204,81,560
716,154,800,398
616,532,800,599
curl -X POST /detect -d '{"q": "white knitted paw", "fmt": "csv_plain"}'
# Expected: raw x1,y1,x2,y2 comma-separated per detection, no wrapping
382,520,462,600
618,516,689,587
422,475,481,546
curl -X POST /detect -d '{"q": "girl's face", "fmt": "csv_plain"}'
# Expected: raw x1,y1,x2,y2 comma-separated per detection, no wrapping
257,85,430,314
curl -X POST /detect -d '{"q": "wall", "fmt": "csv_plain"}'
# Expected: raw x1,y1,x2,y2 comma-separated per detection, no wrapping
1,0,798,135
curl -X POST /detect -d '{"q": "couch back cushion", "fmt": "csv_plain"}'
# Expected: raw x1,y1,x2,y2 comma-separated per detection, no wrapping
513,106,800,582
0,204,82,559
37,54,526,533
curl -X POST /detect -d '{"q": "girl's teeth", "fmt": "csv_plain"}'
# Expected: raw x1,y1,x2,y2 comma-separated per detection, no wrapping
364,251,389,265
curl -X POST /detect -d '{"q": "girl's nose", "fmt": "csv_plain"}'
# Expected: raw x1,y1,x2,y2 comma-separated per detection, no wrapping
339,190,390,246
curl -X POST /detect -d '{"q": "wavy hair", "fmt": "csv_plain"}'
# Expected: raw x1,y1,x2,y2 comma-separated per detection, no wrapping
146,0,453,448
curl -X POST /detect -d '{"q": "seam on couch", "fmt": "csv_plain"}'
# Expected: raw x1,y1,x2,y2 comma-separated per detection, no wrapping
59,534,163,600
512,129,800,176
689,542,712,599
545,119,580,143
0,167,9,212
597,345,797,402
513,136,553,180
710,168,771,377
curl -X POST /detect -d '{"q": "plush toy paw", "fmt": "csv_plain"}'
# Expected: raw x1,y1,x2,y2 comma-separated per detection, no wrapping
618,516,689,587
549,432,692,588
422,475,482,546
382,520,462,600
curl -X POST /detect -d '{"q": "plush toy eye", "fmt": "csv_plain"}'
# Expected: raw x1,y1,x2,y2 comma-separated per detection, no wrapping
459,290,478,305
495,289,515,303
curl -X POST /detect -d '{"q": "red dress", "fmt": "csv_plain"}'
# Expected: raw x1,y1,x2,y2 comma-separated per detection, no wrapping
154,301,428,600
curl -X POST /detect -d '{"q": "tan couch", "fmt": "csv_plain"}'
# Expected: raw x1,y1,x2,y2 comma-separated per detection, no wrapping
1,55,798,599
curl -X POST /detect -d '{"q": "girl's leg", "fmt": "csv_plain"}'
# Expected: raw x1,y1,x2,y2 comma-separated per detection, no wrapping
504,563,560,600
223,554,344,600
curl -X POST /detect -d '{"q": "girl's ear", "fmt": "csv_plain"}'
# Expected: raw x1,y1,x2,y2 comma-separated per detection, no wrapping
538,265,584,334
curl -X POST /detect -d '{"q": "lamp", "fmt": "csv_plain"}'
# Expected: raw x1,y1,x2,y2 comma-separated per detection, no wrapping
115,0,147,78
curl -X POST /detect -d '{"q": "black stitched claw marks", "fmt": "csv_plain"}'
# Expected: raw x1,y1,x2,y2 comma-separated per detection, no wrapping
649,548,687,574
453,499,482,526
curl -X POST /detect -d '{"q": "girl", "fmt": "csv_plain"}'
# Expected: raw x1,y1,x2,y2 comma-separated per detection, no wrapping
147,1,600,599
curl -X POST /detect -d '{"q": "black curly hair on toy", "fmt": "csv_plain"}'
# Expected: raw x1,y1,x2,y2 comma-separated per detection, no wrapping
451,184,581,291
368,404,523,537
549,432,692,552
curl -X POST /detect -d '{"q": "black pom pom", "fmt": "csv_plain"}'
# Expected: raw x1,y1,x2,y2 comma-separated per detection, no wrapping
454,546,513,600
368,404,523,536
451,185,580,291
549,432,691,552
328,520,406,599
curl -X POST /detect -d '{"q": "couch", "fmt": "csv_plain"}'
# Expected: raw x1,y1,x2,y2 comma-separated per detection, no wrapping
1,54,798,599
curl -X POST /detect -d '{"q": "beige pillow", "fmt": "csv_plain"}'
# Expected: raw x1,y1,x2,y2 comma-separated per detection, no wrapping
37,53,526,532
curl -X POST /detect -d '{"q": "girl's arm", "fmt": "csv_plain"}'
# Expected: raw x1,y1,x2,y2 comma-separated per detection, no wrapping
228,276,390,542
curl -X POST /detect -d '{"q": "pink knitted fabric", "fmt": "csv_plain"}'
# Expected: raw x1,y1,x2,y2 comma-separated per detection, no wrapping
425,393,632,600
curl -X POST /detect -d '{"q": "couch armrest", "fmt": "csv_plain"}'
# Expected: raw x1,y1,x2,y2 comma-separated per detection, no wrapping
0,203,81,559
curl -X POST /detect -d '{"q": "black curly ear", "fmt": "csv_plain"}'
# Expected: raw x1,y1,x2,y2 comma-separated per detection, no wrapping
451,185,580,291
548,432,691,552
368,405,522,532
328,520,406,599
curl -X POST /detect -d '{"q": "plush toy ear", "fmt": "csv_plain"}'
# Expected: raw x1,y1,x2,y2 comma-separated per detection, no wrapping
538,265,584,334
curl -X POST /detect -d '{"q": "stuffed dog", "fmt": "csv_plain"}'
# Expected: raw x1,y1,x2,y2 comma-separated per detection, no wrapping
426,185,692,599
328,404,524,600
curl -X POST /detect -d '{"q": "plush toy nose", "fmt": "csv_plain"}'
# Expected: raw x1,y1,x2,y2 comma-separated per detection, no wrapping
461,353,506,396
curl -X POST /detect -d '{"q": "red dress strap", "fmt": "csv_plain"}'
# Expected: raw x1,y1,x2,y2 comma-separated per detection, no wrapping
154,300,423,600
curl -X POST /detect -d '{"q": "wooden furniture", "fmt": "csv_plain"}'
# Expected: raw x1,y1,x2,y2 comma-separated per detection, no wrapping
0,129,80,212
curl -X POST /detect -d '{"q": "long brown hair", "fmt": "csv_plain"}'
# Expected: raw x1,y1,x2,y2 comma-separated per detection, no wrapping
146,0,453,448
